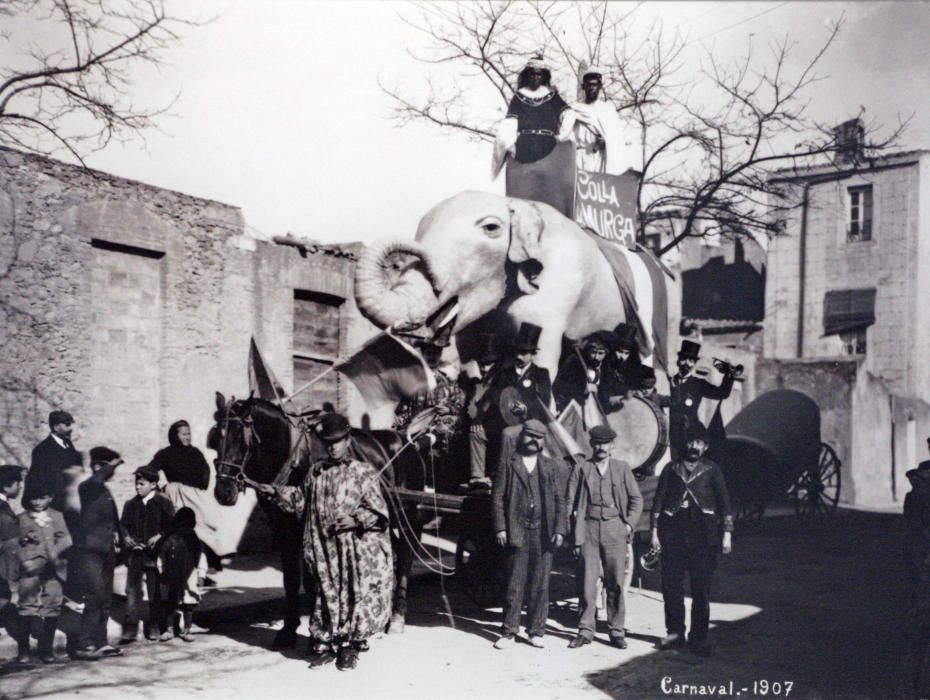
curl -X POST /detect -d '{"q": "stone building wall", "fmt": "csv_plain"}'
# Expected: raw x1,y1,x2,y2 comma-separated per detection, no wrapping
764,155,927,400
0,148,370,517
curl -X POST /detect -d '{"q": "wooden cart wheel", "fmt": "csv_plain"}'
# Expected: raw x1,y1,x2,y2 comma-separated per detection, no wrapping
792,442,841,529
455,531,504,609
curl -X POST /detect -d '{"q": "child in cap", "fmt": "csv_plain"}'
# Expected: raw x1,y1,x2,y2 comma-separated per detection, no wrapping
0,465,25,651
120,466,174,644
158,507,203,642
15,477,72,664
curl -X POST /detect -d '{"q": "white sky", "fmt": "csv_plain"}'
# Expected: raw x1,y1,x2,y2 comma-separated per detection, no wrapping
7,1,929,245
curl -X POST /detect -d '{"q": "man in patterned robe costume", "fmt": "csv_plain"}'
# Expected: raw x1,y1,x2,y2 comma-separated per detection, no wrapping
259,413,393,671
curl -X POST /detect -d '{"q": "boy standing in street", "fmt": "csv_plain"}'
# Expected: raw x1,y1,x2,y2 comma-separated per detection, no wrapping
15,479,72,663
120,466,174,643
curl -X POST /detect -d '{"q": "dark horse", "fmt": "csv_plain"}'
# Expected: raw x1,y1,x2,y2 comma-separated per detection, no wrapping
209,392,430,646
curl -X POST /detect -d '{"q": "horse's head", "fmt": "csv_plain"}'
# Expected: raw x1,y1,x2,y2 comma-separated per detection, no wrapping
212,391,291,506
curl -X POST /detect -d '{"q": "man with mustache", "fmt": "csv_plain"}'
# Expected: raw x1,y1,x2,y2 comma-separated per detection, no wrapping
485,323,552,452
564,425,643,650
667,340,736,459
651,422,733,657
553,331,615,415
491,419,565,650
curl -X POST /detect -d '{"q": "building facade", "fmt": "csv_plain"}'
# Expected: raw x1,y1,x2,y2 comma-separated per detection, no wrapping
764,149,930,507
0,148,377,516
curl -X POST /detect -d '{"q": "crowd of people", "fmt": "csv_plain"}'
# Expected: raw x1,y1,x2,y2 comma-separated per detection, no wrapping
387,317,739,658
0,54,745,676
0,412,216,667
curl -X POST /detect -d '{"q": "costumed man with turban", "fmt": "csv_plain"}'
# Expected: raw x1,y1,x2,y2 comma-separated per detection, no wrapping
256,414,393,672
492,55,577,217
572,66,629,175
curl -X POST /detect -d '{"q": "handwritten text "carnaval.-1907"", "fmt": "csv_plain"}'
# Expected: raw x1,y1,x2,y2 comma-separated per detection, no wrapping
661,677,795,697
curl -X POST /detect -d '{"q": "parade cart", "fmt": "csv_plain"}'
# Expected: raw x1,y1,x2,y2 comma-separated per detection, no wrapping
709,389,842,528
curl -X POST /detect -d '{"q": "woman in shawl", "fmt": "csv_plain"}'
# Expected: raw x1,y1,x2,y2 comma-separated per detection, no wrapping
491,55,577,217
150,420,232,568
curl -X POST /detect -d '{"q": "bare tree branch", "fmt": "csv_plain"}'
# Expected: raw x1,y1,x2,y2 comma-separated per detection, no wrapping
0,0,203,164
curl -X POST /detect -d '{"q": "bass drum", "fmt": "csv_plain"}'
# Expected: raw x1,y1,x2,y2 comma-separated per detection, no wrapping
606,395,669,473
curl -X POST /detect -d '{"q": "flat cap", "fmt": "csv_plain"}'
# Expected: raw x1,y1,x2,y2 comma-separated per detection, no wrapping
521,419,547,437
89,446,122,465
589,425,617,443
133,465,160,483
0,464,25,481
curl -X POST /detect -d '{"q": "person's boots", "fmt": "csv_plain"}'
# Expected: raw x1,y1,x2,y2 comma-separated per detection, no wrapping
37,617,60,663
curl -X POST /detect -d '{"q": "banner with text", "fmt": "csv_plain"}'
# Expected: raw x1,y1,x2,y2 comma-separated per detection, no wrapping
574,169,640,247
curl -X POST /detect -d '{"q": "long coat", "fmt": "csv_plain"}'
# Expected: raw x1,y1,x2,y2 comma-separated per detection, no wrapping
74,479,122,555
486,362,553,429
492,451,566,549
564,458,644,547
28,435,82,509
667,373,735,450
273,458,394,643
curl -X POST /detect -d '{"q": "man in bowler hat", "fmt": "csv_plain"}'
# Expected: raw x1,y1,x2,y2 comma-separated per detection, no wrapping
667,340,735,459
492,419,565,649
564,425,643,649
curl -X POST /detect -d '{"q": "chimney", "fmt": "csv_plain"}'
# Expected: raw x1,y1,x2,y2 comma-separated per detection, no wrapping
833,118,865,165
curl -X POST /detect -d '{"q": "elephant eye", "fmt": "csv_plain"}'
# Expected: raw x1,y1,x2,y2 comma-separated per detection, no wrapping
477,217,504,237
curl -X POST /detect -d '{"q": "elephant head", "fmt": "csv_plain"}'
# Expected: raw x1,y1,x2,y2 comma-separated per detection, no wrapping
355,191,550,334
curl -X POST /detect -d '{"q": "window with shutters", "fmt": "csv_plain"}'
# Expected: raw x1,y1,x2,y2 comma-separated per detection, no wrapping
823,288,875,356
847,185,873,242
292,290,344,412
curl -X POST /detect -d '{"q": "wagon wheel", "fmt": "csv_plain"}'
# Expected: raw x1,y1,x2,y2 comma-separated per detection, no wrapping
792,442,841,529
455,531,504,609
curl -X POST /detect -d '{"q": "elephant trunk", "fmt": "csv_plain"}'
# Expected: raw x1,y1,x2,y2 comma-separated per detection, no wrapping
355,238,442,329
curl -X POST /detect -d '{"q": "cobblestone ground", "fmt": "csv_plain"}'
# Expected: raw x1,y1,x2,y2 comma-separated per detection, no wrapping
0,509,904,700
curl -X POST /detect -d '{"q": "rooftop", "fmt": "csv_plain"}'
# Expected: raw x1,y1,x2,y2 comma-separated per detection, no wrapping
769,149,929,182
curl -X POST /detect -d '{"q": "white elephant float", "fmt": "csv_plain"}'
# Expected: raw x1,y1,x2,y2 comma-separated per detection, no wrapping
354,191,679,378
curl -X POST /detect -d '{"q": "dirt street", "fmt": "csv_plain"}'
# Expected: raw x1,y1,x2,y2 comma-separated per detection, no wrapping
0,509,905,699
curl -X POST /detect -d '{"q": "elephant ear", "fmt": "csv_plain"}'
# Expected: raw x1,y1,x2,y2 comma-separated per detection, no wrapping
507,199,545,264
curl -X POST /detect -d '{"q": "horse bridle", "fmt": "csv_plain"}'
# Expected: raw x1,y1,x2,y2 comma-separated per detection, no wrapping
215,399,262,492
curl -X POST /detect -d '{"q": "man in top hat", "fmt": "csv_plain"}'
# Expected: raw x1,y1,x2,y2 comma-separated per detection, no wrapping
27,410,82,511
563,425,643,649
487,322,553,431
463,334,502,488
651,422,733,656
491,419,566,650
72,446,125,660
553,331,615,415
256,413,393,671
667,340,736,459
572,66,628,175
